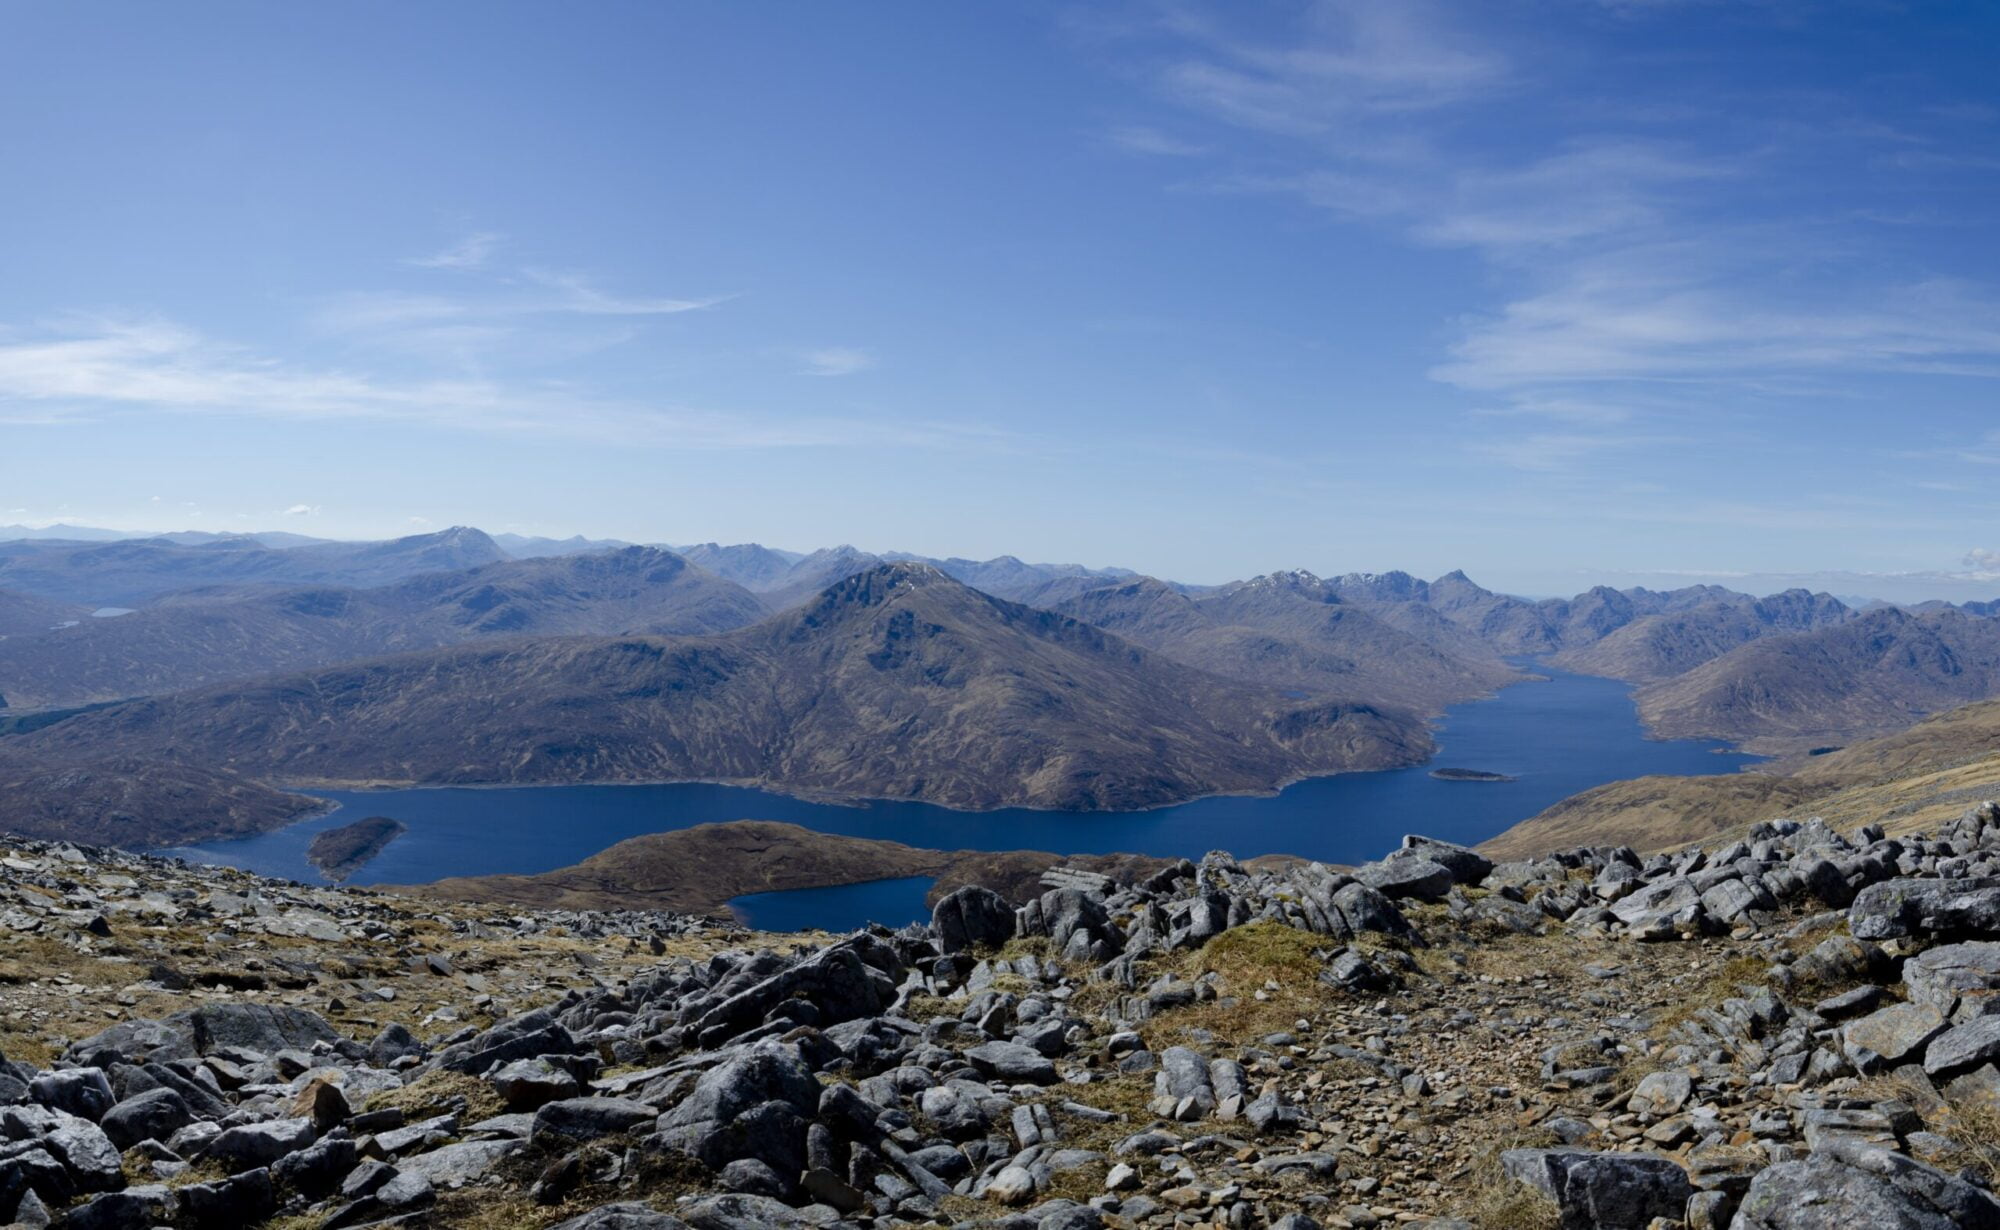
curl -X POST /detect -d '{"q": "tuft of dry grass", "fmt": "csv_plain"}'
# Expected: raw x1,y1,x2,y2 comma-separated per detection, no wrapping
1449,1128,1563,1230
363,1067,504,1125
1937,1101,2000,1182
1130,920,1346,1045
995,936,1055,963
1646,953,1770,1040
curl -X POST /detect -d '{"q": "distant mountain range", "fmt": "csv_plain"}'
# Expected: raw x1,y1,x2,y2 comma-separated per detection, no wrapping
0,526,510,605
12,563,1430,813
0,547,768,708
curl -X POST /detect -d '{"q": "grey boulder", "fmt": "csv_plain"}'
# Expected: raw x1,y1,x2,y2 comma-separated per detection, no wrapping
1730,1139,2000,1229
100,1088,193,1151
1500,1148,1692,1230
932,885,1015,953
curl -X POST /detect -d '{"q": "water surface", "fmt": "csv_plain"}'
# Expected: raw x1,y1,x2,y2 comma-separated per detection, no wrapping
164,665,1759,929
730,876,936,932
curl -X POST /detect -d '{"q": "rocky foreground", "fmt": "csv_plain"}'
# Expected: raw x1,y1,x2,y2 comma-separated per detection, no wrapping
8,809,2000,1229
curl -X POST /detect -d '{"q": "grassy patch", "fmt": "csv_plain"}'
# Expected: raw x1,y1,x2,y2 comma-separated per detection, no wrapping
363,1067,504,1124
1449,1128,1563,1230
1137,922,1342,1046
995,936,1056,963
1196,920,1326,983
1935,1099,2000,1184
1646,953,1770,1040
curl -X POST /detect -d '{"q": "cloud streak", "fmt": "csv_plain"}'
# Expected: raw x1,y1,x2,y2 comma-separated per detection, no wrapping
407,231,503,270
0,316,983,452
801,347,875,377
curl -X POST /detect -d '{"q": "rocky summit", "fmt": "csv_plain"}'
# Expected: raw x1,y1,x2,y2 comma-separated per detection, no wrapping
10,810,2000,1229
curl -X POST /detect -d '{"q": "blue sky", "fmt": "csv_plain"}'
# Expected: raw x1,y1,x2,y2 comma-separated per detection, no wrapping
4,1,1999,596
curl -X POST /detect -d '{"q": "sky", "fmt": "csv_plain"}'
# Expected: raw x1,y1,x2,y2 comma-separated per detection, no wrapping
3,1,1999,598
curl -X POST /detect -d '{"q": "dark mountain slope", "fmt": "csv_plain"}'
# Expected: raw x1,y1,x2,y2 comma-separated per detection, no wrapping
0,750,321,847
0,547,767,708
14,564,1430,812
1635,607,2000,752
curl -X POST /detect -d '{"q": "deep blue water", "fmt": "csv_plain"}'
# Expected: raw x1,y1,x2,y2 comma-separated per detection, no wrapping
162,664,1760,929
730,876,937,933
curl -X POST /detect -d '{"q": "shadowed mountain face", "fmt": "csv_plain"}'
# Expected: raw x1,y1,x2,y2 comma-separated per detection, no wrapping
0,750,320,847
1043,574,1521,712
0,526,510,605
1551,589,1852,683
13,563,1431,812
1634,607,2000,753
0,547,769,708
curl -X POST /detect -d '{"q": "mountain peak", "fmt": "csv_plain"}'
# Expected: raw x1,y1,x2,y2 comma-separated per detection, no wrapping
1243,569,1325,592
810,560,957,610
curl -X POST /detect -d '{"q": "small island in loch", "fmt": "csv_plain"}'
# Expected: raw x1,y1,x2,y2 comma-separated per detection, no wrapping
1428,767,1517,782
305,814,407,882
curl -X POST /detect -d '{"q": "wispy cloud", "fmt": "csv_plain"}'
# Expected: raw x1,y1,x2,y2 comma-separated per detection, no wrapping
0,316,980,451
519,269,726,317
1435,269,2000,391
1103,125,1210,157
1469,430,1631,472
283,503,319,517
308,268,727,372
1154,0,1507,136
407,231,503,270
800,347,875,377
